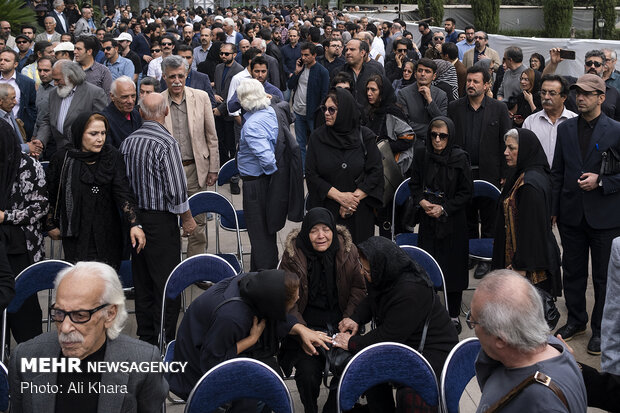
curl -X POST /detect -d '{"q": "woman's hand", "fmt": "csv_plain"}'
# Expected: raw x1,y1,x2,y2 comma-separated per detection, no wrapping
327,188,359,211
425,204,444,219
339,206,353,219
47,227,61,240
523,90,534,105
249,316,266,342
332,332,352,350
338,317,359,335
352,189,367,202
130,226,146,254
290,324,331,355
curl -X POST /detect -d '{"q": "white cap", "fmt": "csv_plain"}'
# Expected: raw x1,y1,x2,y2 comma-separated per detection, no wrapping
114,32,133,42
53,42,74,52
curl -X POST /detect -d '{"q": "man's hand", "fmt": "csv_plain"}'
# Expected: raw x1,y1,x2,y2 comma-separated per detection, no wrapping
143,55,153,63
338,317,359,335
206,172,218,187
130,226,146,253
551,215,557,226
181,214,197,237
0,211,4,224
395,52,403,68
214,94,224,103
48,227,61,240
418,85,432,103
578,172,599,191
549,48,563,65
27,139,43,155
213,107,221,116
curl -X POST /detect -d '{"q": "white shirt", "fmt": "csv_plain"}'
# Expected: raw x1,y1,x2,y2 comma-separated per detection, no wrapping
370,36,385,66
54,9,67,32
226,69,252,117
225,30,238,44
0,71,20,117
147,56,163,80
522,107,577,167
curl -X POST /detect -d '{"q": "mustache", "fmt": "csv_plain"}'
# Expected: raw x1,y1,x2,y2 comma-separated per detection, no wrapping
59,330,84,345
542,99,553,105
172,82,183,87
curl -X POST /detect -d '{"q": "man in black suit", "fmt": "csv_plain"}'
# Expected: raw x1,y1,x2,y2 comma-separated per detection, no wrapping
448,65,511,277
49,0,69,35
552,74,620,356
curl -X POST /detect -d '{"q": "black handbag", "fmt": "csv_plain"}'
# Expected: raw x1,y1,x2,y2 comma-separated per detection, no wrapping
536,286,560,330
600,146,620,175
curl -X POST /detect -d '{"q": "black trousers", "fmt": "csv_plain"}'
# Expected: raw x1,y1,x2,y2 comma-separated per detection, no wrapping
558,217,620,335
132,210,181,345
216,117,236,165
467,170,497,240
242,176,278,271
293,350,337,413
6,252,42,344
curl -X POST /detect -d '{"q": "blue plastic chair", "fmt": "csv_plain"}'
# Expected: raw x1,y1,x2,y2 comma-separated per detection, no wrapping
215,159,247,226
400,245,449,312
337,342,439,412
185,358,294,413
392,178,418,246
159,254,237,354
0,361,7,412
440,337,481,413
469,180,500,262
188,191,243,272
1,260,73,363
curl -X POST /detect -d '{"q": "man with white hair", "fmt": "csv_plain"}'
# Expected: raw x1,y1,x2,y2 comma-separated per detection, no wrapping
470,270,587,412
222,17,242,45
8,261,168,413
35,59,107,158
103,76,142,147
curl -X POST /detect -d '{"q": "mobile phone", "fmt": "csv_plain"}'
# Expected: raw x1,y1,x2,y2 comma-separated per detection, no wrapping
559,50,576,60
297,58,303,66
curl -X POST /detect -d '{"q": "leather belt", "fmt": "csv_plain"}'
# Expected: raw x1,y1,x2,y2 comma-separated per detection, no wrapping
182,159,195,166
241,174,267,181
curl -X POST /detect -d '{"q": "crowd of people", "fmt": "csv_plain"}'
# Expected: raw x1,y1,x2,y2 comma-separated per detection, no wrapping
1,1,620,412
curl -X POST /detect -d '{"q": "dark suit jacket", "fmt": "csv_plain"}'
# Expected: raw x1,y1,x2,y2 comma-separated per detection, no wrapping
49,11,69,34
263,53,282,90
448,95,511,186
16,72,37,139
551,113,620,229
9,332,168,413
159,70,216,107
37,82,107,157
214,61,244,117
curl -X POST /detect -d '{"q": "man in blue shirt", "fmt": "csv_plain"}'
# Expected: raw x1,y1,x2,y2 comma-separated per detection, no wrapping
456,25,475,61
102,36,135,80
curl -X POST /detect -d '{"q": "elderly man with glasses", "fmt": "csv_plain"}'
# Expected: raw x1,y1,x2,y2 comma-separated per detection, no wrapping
8,262,169,413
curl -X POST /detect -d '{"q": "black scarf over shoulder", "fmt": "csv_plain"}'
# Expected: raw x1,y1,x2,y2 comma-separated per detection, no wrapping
424,116,469,187
318,87,362,150
296,207,340,309
363,75,408,138
0,119,21,211
501,128,550,199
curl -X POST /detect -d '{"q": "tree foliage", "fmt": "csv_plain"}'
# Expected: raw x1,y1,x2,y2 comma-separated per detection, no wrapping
0,0,37,36
418,0,444,26
542,0,574,37
595,0,616,39
470,0,501,33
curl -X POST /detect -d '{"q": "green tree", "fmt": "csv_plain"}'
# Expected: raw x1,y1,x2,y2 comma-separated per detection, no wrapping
595,0,616,39
418,0,444,26
543,0,574,37
0,0,37,36
470,0,500,33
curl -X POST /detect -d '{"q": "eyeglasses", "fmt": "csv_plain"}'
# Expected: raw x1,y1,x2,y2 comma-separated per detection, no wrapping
433,37,444,41
103,46,114,51
161,42,173,46
403,69,413,74
396,48,408,53
430,131,449,140
575,89,602,97
474,36,486,40
50,303,109,324
16,40,29,44
220,51,233,56
465,310,480,329
321,104,337,115
151,49,161,53
540,89,560,97
585,60,603,68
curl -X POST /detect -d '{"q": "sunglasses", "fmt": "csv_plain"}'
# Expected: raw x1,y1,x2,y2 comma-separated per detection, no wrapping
321,105,337,115
396,48,408,53
16,40,29,44
220,51,233,56
103,46,114,51
430,131,449,140
585,60,603,68
433,37,444,41
151,49,161,53
162,42,173,46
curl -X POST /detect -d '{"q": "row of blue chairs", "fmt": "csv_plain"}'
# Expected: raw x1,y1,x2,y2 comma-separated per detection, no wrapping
182,339,481,413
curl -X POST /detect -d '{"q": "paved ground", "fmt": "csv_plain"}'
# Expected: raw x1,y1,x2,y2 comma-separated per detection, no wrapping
40,181,604,412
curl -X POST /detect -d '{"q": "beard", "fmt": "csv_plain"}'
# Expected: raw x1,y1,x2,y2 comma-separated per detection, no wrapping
56,81,74,98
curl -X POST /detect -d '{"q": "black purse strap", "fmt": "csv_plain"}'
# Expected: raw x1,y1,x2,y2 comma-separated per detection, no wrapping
485,371,569,413
417,287,435,354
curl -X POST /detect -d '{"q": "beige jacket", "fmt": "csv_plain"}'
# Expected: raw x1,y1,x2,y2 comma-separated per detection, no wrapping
463,46,501,71
162,86,219,187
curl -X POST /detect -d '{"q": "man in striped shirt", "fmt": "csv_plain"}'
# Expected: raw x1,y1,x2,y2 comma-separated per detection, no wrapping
120,93,196,346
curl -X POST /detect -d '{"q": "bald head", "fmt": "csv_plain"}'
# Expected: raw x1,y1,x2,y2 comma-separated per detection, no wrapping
139,92,168,122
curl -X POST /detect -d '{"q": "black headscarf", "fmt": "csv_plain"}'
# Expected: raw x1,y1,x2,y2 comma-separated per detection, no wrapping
319,87,361,150
357,236,432,294
501,128,550,199
0,119,22,211
425,116,467,185
296,207,340,308
363,75,407,138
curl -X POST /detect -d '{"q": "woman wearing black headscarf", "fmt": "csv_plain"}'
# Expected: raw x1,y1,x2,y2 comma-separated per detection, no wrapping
409,116,473,333
45,112,145,270
333,236,457,412
492,128,561,296
0,117,47,343
305,87,384,244
279,207,366,413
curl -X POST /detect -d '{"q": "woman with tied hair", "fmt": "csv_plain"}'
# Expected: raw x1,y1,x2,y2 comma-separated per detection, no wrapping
45,112,145,271
433,59,459,102
509,68,542,127
236,78,280,271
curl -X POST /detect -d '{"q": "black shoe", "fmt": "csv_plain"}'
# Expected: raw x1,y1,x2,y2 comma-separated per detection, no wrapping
230,181,240,195
474,262,491,279
468,258,476,270
555,323,587,341
452,318,462,335
587,336,601,355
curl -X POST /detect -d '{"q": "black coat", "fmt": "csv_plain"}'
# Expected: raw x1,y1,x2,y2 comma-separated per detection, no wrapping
448,95,512,186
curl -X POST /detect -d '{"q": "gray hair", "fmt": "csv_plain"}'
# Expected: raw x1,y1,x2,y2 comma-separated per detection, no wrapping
237,78,270,112
161,55,188,75
601,48,617,61
503,128,519,143
585,49,606,62
54,262,128,340
476,270,550,352
0,83,15,99
139,93,167,119
54,60,86,85
251,38,266,52
223,17,234,27
111,75,135,96
53,0,64,8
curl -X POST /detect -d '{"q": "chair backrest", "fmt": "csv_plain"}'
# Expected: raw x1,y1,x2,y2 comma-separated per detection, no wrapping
440,337,481,413
7,260,73,313
473,180,500,202
0,361,7,412
392,178,411,240
160,254,237,352
217,159,240,187
118,260,133,290
185,358,294,413
188,191,239,227
337,342,439,412
399,245,444,290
